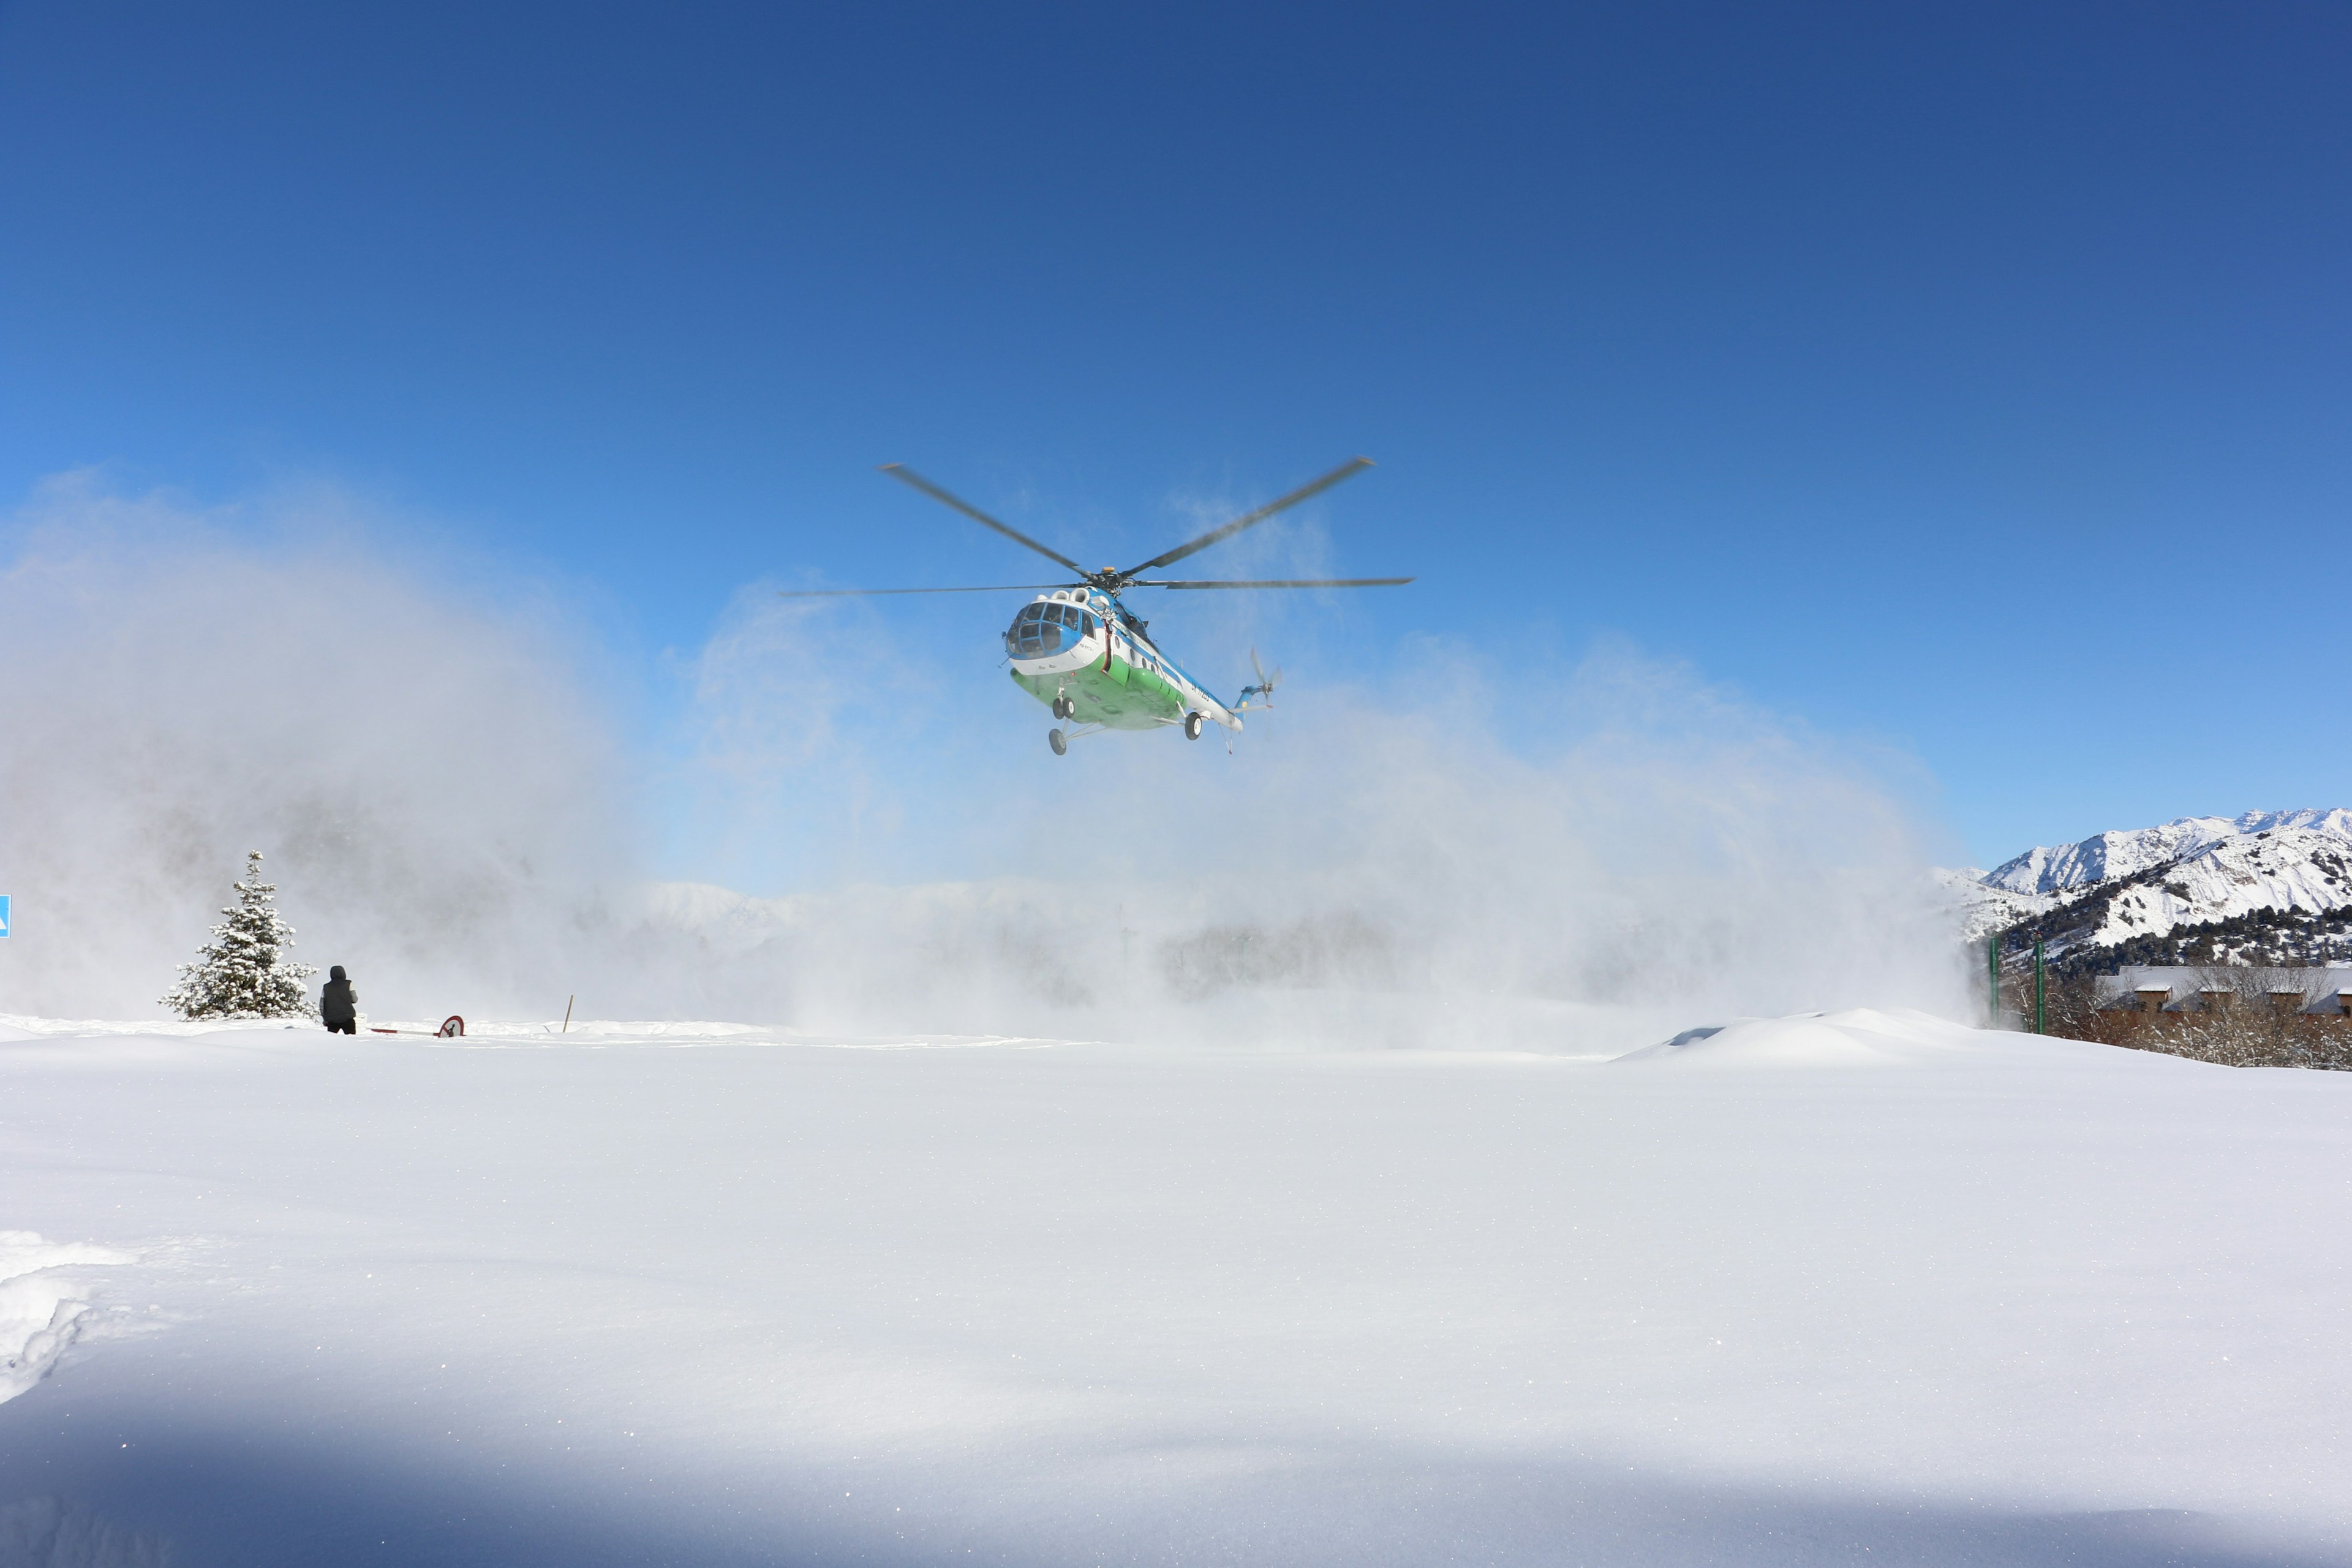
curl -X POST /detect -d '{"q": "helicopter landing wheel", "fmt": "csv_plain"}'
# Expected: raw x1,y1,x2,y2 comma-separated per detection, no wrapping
1048,728,1068,756
1052,695,1072,720
1183,711,1204,740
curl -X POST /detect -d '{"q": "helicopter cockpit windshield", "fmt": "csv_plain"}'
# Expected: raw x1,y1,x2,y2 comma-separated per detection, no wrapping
1005,599,1096,659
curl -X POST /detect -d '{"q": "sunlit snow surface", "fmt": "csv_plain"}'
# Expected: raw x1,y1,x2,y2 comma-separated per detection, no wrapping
1,1011,2347,1567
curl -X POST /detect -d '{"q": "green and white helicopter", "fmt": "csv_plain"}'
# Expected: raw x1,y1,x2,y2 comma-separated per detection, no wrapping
783,459,1411,755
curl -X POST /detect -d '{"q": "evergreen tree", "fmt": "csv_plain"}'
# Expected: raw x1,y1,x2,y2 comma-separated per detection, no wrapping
161,851,319,1020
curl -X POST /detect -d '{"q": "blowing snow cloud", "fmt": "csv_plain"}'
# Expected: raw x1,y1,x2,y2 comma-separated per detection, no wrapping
0,475,1970,1038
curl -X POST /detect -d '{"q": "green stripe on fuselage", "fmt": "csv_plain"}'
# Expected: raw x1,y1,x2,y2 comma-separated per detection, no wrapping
1012,655,1188,730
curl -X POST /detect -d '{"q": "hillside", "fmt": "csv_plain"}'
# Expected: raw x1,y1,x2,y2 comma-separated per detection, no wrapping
1948,810,2352,970
1931,867,2054,943
1983,809,2352,894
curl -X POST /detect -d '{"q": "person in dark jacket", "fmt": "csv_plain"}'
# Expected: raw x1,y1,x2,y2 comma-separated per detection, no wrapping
320,965,357,1034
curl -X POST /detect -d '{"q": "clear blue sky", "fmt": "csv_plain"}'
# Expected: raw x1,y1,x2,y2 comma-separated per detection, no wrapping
3,1,2345,869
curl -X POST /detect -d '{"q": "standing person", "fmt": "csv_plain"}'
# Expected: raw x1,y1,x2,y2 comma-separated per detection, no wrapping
320,965,357,1035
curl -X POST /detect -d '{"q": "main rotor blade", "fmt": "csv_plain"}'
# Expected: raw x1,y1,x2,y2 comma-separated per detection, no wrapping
1128,576,1414,590
878,465,1090,578
1121,457,1374,578
777,584,1073,598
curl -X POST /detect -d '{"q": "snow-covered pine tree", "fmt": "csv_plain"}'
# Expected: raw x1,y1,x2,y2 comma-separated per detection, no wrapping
161,850,320,1020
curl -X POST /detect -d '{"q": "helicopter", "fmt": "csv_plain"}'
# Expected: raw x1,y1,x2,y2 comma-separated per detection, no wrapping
781,459,1411,755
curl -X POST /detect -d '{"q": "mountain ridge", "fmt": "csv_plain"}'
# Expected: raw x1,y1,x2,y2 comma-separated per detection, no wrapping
1983,809,2352,895
1949,809,2352,968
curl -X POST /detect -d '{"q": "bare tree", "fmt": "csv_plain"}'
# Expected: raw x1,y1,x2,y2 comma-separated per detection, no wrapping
2015,959,2352,1071
2109,966,2351,1070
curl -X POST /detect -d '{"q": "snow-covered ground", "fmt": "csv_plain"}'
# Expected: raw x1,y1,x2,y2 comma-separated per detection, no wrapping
2,1010,2348,1567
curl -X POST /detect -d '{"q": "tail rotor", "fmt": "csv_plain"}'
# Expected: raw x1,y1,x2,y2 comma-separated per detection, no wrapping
1237,647,1283,711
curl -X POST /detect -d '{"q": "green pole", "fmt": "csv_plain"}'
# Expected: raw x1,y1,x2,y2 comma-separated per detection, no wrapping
2033,938,2046,1036
1988,935,2001,1028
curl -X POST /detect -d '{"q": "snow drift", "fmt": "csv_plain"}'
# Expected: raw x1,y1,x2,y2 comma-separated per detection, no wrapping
0,1231,137,1404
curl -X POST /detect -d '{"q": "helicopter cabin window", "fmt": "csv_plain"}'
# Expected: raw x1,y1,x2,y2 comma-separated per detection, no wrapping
1005,600,1096,659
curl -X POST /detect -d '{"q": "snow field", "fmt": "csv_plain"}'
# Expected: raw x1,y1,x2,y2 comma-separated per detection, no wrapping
0,1233,139,1404
0,1010,2347,1566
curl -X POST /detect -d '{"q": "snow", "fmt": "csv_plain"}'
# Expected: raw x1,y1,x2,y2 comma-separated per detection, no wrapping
157,851,315,1022
2070,825,2352,944
1983,808,2352,895
3,1009,2348,1566
0,1232,140,1405
1947,810,2352,956
1611,1006,1970,1066
1929,865,2054,941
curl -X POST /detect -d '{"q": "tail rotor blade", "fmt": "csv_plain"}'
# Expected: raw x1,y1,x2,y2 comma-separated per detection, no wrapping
1241,646,1281,710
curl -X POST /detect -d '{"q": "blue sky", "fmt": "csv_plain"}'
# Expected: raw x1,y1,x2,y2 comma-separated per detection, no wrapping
3,1,2345,870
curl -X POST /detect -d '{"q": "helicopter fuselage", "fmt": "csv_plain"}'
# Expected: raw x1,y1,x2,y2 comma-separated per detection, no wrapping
792,457,1399,753
1003,590,1240,733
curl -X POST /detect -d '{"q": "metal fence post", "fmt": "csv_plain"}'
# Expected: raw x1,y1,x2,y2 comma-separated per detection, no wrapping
1989,934,2000,1028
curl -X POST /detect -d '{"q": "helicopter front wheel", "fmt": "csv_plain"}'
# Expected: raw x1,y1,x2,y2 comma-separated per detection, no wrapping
1048,728,1068,756
1183,712,1204,740
1051,695,1073,720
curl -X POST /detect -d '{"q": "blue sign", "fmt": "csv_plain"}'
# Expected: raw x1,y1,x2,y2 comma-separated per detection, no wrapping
0,895,9,937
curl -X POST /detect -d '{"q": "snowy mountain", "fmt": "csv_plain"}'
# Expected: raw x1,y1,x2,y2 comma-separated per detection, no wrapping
1931,867,2054,943
1982,809,2352,895
1951,809,2352,967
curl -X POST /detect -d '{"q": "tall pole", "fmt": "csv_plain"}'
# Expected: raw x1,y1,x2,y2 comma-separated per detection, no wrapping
1988,935,2001,1028
2033,938,2046,1036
